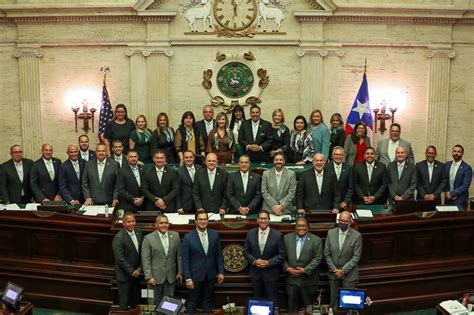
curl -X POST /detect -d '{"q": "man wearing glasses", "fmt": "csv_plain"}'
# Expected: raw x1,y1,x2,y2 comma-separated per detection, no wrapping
1,145,33,204
324,211,362,308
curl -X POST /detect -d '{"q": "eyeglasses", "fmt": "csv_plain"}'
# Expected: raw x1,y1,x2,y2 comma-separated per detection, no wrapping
12,151,23,154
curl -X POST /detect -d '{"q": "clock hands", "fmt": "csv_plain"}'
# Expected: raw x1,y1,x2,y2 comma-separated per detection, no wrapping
231,0,238,17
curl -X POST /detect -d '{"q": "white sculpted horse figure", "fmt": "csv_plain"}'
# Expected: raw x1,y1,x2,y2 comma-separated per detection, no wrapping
184,0,213,32
257,0,286,32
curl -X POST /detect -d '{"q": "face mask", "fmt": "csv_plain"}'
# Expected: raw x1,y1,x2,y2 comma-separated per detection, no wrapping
339,223,349,231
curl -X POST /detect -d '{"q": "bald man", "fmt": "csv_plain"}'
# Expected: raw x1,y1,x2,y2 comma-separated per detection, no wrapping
30,143,62,202
386,146,417,202
59,144,86,205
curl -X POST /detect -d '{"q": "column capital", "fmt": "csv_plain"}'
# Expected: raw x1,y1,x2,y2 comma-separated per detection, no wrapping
13,49,43,58
425,49,455,59
126,47,173,57
297,47,344,58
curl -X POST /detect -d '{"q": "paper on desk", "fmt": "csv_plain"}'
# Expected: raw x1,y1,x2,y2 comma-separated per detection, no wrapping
208,212,221,221
5,204,22,210
82,205,108,216
356,209,374,218
25,203,41,211
269,214,291,222
0,204,6,210
285,165,304,169
436,206,460,212
168,214,193,225
224,214,247,219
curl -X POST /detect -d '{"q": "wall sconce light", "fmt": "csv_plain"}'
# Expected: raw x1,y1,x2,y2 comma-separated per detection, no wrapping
373,100,397,134
71,99,97,133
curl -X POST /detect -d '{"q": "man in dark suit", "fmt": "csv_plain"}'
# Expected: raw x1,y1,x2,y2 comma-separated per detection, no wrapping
445,144,472,205
142,150,179,212
58,144,85,205
182,210,224,314
352,147,388,205
116,150,145,212
78,134,96,162
387,146,417,202
416,145,447,204
193,152,228,214
283,217,323,312
243,210,286,304
238,104,273,163
112,212,143,310
30,143,62,202
327,146,353,210
324,211,362,308
1,144,33,204
141,214,182,305
261,152,296,215
111,140,126,168
177,150,202,214
296,153,340,213
195,105,215,148
82,143,119,206
226,155,262,215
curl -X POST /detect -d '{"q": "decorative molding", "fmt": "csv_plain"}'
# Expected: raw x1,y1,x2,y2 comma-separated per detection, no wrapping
426,50,456,59
297,48,328,57
305,0,337,11
326,48,344,57
13,49,43,58
134,0,166,11
0,14,175,23
126,47,173,57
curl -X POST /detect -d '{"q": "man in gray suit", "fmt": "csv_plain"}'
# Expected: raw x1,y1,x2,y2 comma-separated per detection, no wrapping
261,152,296,215
283,217,323,312
324,211,362,308
141,214,182,305
376,123,414,165
387,146,417,202
82,143,119,206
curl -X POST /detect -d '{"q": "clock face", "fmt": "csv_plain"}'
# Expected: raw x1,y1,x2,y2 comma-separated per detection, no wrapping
217,62,254,98
213,0,257,31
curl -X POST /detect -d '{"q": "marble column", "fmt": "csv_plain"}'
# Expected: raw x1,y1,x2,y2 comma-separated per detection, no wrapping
126,48,148,120
13,49,43,159
425,49,455,161
322,48,344,117
145,48,173,121
297,48,326,118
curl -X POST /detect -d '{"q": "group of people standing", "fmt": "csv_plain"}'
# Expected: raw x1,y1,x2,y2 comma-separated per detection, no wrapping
113,210,361,312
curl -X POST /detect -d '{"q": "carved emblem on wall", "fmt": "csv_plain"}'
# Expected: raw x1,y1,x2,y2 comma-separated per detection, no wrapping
180,0,289,37
202,51,269,112
222,244,248,272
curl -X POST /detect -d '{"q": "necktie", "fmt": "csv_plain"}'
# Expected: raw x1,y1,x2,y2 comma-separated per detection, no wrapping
200,232,208,255
98,162,105,182
46,160,55,181
242,173,248,194
132,167,140,187
259,231,266,254
252,123,258,142
276,172,281,187
296,238,303,260
157,170,163,183
73,162,80,179
189,167,195,182
209,171,215,190
130,231,139,252
335,165,341,180
398,164,404,180
115,156,122,167
339,232,345,251
161,234,169,256
15,163,23,183
449,162,457,191
82,152,88,161
316,173,323,195
428,163,433,183
367,164,373,182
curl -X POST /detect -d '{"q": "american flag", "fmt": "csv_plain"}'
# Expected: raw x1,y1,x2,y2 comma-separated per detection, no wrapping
98,82,114,143
345,72,373,136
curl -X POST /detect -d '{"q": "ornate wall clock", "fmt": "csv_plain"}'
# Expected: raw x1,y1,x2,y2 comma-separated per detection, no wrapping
213,0,258,37
202,51,269,112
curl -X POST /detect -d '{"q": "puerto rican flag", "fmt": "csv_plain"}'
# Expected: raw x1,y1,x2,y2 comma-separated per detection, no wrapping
345,72,373,136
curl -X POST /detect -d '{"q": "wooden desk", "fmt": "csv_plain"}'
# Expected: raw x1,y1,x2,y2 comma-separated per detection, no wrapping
0,209,473,314
0,302,33,315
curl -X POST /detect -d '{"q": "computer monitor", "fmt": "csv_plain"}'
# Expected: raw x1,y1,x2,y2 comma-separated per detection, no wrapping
247,298,274,315
338,288,366,310
156,296,184,315
2,282,24,310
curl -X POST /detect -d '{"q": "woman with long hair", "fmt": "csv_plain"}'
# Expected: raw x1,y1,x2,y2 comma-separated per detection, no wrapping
174,111,205,165
308,109,330,160
344,122,371,165
103,103,135,156
207,112,236,164
329,113,346,160
269,108,290,159
289,115,315,164
150,112,177,163
129,115,152,164
229,105,246,162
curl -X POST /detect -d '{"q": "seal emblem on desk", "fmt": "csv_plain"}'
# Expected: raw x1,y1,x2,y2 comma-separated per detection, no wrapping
223,244,247,272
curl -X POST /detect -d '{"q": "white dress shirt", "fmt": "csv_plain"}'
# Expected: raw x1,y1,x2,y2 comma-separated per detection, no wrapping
156,167,164,183
43,158,55,181
252,120,260,142
275,169,282,187
130,165,141,187
159,231,169,256
241,171,249,194
97,160,106,182
427,161,434,183
128,230,139,252
449,160,461,191
366,162,374,182
388,139,399,162
397,161,405,180
114,154,123,167
199,229,209,255
334,163,342,180
208,169,215,190
258,227,269,254
205,120,213,136
188,166,195,182
314,170,324,195
71,159,80,179
339,229,348,251
80,150,89,161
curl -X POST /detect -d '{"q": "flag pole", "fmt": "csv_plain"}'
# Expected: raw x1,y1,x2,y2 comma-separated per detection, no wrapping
100,66,110,85
364,59,367,73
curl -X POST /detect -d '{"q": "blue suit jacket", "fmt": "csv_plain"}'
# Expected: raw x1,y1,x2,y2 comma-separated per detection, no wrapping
243,227,286,281
58,159,85,203
182,228,224,282
445,160,472,205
